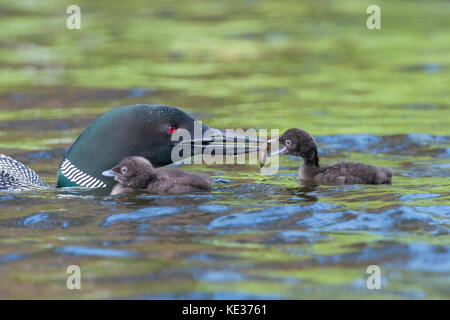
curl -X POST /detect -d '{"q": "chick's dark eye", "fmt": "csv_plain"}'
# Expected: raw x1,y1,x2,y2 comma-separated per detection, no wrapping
121,167,128,174
168,125,177,134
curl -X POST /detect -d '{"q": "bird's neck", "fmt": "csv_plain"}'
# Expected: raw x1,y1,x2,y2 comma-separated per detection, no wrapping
299,150,320,182
303,149,319,168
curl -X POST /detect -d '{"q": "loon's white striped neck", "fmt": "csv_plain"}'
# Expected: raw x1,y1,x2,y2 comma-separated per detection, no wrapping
60,159,106,188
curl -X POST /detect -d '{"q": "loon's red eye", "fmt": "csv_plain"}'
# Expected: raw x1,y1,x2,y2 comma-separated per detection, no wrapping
168,125,177,134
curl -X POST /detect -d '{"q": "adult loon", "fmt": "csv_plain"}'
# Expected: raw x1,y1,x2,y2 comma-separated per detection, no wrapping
0,104,263,191
265,128,392,185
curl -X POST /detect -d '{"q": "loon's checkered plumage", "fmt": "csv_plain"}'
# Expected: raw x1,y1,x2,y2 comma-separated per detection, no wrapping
0,154,48,190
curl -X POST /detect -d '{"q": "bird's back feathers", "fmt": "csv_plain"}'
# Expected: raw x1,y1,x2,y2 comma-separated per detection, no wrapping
0,154,48,190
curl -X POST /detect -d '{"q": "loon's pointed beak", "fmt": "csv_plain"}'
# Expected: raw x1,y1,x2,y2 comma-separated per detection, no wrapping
179,125,266,155
102,169,117,178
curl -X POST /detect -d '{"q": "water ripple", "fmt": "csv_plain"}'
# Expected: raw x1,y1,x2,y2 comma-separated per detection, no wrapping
316,134,450,156
209,203,339,229
103,206,180,227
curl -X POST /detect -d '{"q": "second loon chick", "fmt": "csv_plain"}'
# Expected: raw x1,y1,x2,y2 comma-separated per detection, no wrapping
273,129,392,185
102,156,213,195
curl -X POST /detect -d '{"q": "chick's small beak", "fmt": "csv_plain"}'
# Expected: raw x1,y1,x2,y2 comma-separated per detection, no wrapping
269,145,288,157
266,137,288,157
102,169,117,178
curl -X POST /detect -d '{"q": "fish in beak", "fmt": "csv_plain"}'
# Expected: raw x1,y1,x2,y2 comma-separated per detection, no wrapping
259,137,288,167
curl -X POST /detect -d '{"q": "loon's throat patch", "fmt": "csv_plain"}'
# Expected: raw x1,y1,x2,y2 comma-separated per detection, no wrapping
60,159,106,188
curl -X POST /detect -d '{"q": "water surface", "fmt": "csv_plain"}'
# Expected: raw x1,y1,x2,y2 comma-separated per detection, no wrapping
0,0,449,299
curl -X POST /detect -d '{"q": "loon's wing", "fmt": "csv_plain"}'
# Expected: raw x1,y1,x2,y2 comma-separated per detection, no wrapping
0,154,48,190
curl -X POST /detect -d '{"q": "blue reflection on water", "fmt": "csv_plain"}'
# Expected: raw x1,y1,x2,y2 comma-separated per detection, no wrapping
56,246,137,258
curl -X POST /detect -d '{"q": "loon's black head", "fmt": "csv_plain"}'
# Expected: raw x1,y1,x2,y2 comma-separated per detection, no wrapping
57,104,263,189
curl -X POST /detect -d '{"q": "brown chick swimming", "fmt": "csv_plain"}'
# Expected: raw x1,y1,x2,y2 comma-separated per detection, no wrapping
102,156,212,195
271,129,392,185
